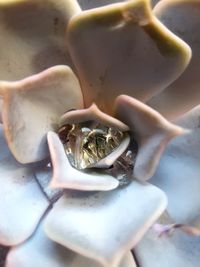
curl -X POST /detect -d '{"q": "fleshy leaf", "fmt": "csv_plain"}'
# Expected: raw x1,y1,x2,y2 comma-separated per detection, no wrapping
148,0,200,120
0,125,49,246
45,181,167,267
115,95,185,181
67,0,191,115
150,105,200,233
59,104,129,131
34,164,63,203
0,99,2,123
6,220,136,267
0,65,83,163
152,222,200,237
47,131,120,191
135,227,200,267
0,0,81,81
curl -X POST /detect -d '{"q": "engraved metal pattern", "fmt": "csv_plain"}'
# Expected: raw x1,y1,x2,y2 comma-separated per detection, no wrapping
58,122,124,170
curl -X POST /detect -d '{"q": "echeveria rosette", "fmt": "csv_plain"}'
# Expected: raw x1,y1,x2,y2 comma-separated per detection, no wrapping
0,0,199,267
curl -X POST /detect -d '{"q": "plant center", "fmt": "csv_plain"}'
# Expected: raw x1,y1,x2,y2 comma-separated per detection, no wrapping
58,122,125,169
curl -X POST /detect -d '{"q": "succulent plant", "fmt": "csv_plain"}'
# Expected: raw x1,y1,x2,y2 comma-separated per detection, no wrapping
0,0,200,266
